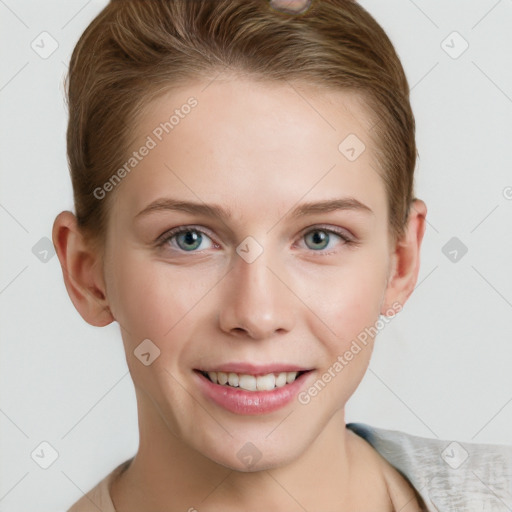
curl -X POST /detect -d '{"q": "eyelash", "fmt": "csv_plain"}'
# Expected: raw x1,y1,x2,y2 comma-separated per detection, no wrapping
155,224,357,255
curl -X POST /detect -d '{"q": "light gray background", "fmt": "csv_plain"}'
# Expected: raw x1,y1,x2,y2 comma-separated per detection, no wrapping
1,0,511,510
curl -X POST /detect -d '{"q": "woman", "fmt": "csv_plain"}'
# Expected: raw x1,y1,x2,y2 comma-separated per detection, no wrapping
53,0,512,510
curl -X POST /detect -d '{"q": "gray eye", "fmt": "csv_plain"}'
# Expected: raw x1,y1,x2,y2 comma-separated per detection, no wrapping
304,230,332,250
176,230,204,251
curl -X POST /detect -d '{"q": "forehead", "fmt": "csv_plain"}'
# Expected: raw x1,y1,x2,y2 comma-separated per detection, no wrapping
112,76,386,223
139,76,377,150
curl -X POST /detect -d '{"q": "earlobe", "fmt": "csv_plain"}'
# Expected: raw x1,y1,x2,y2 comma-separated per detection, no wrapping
380,199,427,315
52,211,114,327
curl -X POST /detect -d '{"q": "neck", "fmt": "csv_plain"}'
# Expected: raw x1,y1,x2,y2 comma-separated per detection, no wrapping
110,389,392,512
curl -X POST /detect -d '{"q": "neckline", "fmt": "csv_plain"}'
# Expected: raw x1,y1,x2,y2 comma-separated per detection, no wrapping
106,458,134,511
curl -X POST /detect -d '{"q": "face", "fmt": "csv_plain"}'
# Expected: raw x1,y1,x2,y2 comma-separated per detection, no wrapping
100,76,397,471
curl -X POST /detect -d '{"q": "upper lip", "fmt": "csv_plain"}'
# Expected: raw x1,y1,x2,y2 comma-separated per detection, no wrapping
195,363,313,375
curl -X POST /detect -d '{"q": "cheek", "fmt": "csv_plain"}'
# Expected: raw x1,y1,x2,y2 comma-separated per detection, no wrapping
295,252,388,344
105,253,199,342
105,250,227,355
297,265,385,408
106,256,206,397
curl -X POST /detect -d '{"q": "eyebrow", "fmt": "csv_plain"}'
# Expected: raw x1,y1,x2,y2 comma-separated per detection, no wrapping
134,197,374,221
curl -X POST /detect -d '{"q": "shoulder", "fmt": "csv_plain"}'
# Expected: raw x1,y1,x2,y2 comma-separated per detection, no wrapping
67,458,132,512
346,422,512,511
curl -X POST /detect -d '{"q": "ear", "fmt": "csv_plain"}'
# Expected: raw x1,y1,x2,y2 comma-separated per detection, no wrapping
380,199,427,315
52,211,114,327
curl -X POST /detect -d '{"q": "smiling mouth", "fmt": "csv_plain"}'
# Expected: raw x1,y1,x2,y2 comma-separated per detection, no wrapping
198,370,310,391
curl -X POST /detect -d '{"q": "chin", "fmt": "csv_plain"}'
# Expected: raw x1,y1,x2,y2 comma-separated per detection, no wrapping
197,433,305,473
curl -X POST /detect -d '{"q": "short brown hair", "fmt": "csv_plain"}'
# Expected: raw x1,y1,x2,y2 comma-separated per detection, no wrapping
66,0,417,247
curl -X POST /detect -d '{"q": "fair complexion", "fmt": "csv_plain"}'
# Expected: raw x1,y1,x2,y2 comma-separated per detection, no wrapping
53,76,427,511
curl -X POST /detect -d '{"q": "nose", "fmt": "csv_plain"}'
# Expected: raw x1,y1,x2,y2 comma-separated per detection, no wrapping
218,244,295,340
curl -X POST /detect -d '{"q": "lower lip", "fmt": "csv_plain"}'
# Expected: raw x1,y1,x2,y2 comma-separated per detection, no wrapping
194,370,313,415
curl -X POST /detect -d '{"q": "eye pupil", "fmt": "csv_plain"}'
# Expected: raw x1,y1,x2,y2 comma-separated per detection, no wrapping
306,230,329,250
177,230,202,251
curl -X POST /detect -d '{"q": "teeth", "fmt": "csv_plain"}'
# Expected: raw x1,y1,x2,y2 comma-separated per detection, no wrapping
286,371,298,384
217,371,228,385
257,373,275,391
228,372,239,387
205,370,302,390
239,374,257,391
275,372,287,387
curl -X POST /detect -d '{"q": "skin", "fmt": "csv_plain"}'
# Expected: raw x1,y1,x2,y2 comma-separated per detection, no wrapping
53,75,427,511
